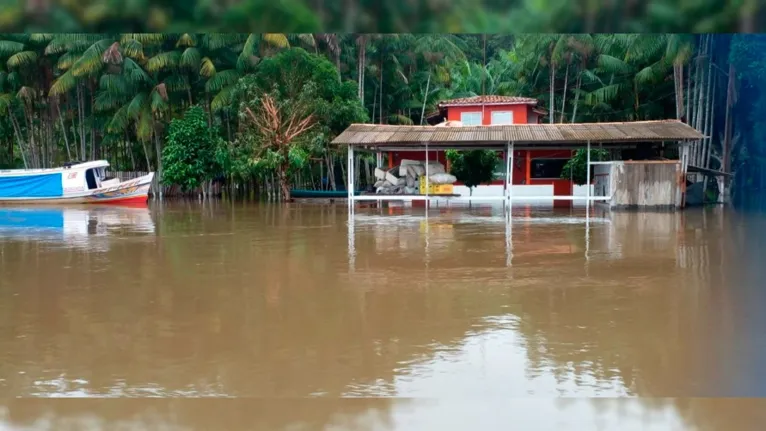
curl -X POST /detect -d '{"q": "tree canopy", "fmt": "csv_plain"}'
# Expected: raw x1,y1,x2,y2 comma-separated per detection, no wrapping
0,32,763,204
446,150,499,193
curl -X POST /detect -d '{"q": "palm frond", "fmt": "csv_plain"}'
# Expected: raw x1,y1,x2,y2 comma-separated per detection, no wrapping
71,39,112,77
28,33,54,43
126,92,149,119
200,57,216,77
388,114,414,125
634,63,666,84
135,106,153,141
205,69,240,93
262,33,290,49
95,88,127,112
146,51,180,73
0,92,15,113
56,52,76,71
107,104,131,133
44,34,100,55
596,54,633,74
121,34,165,44
16,85,36,101
6,51,37,69
120,39,144,60
210,84,236,111
176,33,197,48
99,73,130,95
164,75,190,93
151,84,169,113
123,57,152,84
0,40,25,57
202,33,244,50
180,47,201,70
586,83,626,105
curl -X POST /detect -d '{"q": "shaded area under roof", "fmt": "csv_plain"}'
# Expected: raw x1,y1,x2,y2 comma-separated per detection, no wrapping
332,120,704,150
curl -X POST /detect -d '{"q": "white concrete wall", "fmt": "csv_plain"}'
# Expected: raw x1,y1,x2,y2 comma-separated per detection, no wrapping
452,184,593,199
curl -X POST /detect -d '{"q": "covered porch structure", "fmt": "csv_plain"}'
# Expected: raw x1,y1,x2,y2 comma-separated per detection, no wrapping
333,120,704,208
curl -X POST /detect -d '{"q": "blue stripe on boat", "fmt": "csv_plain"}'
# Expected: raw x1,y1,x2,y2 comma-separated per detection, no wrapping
0,173,63,198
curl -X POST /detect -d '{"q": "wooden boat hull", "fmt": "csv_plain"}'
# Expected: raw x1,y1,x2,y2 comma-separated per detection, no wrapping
0,173,154,206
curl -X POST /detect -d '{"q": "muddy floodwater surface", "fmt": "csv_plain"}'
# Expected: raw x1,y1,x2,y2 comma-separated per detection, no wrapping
0,202,765,430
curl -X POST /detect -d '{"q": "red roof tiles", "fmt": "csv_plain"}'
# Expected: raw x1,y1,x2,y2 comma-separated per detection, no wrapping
437,95,541,107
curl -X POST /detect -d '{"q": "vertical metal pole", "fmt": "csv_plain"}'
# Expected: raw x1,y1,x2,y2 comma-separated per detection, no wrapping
425,142,430,208
348,145,354,204
376,150,383,207
508,142,514,203
586,140,591,207
585,199,590,265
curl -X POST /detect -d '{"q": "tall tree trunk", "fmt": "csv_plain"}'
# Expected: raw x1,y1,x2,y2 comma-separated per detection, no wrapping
689,40,701,166
357,36,366,102
702,37,714,169
154,129,163,181
77,83,86,160
379,57,383,124
571,71,582,123
721,62,735,204
420,72,431,125
371,84,376,124
58,101,72,161
327,153,337,191
549,62,555,124
694,36,707,168
560,61,570,123
674,63,684,119
277,162,290,202
9,114,29,168
141,139,151,172
685,57,691,122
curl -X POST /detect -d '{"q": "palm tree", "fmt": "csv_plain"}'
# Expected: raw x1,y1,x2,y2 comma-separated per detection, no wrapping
413,34,467,124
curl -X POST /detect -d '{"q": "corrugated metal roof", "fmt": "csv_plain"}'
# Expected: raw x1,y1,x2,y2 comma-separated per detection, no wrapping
332,120,704,148
438,95,540,106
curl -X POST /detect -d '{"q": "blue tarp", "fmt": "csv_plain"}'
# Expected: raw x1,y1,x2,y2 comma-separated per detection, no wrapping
0,173,63,198
0,209,64,230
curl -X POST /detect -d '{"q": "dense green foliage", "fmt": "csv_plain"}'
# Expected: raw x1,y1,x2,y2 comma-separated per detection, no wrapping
230,48,367,198
161,106,220,192
0,32,763,204
446,150,499,193
561,149,610,186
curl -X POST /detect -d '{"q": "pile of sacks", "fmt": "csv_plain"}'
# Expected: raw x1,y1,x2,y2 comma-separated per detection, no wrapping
372,159,457,195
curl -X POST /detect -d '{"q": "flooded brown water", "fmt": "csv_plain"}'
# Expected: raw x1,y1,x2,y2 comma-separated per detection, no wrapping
1,202,766,430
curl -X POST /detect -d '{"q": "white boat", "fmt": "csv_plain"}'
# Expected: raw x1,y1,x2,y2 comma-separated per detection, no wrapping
0,160,154,205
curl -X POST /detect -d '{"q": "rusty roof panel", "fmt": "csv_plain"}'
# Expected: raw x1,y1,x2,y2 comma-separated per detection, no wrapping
332,120,703,147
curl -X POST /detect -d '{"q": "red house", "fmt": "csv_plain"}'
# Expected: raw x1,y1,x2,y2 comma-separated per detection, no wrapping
387,95,579,202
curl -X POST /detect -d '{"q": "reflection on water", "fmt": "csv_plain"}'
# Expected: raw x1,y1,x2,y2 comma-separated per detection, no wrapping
0,206,155,252
1,201,765,429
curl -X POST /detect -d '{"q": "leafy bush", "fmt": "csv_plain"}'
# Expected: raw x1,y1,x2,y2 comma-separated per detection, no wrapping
445,149,499,194
560,148,609,185
161,105,221,191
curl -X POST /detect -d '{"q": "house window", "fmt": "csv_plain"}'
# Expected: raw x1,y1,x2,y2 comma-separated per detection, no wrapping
460,112,482,126
491,111,513,125
531,158,569,179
